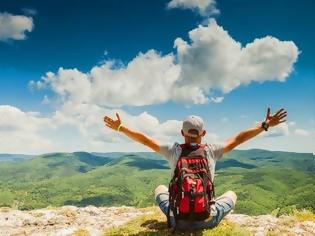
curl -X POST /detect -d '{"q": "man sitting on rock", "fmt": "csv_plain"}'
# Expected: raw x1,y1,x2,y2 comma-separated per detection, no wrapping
103,108,287,231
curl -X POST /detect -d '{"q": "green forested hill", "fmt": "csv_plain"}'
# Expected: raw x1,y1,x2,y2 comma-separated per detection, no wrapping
0,149,314,215
0,154,32,162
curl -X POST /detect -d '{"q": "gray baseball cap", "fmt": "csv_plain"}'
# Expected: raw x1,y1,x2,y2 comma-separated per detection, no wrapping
182,115,204,138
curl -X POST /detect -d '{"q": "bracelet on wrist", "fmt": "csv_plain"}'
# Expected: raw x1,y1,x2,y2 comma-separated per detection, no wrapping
117,124,123,132
261,121,269,131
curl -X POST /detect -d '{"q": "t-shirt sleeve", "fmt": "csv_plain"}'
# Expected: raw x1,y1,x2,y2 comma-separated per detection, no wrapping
159,143,174,162
208,143,225,160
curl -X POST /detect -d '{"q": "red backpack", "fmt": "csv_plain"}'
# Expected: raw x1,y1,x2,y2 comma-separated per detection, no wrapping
168,143,215,226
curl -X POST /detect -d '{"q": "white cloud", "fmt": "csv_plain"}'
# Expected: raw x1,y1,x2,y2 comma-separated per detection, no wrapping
288,121,296,126
51,103,220,152
90,51,180,106
32,50,180,107
0,12,34,41
32,21,298,107
42,95,50,104
210,96,224,103
2,103,312,154
0,103,191,154
167,0,219,16
0,105,55,154
39,68,91,104
22,20,304,153
294,129,310,137
256,121,312,140
174,20,299,96
260,122,290,138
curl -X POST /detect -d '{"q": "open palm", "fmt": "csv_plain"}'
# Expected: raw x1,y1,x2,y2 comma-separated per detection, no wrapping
104,113,122,131
265,108,287,127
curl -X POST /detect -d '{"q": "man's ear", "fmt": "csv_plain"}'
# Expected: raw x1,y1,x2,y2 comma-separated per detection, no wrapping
201,130,206,137
181,130,185,136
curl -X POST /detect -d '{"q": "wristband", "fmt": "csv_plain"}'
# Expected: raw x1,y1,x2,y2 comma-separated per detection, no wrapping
117,124,123,132
261,121,269,131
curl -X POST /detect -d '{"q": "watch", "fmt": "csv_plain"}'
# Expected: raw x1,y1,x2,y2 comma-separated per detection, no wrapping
261,121,269,131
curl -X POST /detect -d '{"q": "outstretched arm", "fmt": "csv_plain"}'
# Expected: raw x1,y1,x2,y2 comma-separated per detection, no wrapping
224,108,287,153
103,113,160,152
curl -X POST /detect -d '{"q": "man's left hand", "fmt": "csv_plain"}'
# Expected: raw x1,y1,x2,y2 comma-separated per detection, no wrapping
265,108,287,127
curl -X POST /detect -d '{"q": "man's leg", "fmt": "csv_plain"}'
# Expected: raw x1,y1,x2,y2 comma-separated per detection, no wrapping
154,185,169,216
216,190,237,206
211,190,237,227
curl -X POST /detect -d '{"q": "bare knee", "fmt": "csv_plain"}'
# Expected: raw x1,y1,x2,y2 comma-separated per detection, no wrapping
154,185,168,198
223,190,237,205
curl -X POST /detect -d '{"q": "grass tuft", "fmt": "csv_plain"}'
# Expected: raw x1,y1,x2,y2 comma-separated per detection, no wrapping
0,207,11,213
291,209,315,222
105,207,252,236
72,229,90,236
60,206,77,218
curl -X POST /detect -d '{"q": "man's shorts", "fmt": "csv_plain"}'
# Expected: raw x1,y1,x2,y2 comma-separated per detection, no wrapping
155,188,235,230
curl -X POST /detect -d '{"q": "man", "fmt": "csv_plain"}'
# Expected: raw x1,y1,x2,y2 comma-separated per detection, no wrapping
103,108,287,230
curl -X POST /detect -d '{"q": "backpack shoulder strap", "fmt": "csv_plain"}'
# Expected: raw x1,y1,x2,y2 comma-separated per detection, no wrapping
181,143,197,158
179,143,189,157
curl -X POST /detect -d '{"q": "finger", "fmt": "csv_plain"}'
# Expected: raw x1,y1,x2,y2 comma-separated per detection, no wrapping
116,113,121,122
279,120,286,123
266,107,271,120
275,108,285,116
105,116,114,122
104,116,113,122
277,110,287,116
278,113,287,120
104,119,114,126
105,124,113,129
277,115,287,120
103,116,109,122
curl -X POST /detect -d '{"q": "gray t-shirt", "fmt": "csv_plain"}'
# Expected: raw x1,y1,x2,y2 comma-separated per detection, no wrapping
159,142,224,181
158,142,224,221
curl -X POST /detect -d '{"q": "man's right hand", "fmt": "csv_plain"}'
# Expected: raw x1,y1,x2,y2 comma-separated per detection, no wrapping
104,113,122,131
103,112,160,152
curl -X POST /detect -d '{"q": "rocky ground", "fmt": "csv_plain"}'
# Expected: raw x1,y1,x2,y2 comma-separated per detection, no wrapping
0,206,146,236
226,213,315,236
1,206,315,236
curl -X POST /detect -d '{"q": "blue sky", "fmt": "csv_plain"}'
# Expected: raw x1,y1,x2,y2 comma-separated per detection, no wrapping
0,0,314,154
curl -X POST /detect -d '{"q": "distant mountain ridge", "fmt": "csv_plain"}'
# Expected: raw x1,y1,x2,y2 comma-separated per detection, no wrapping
0,154,33,162
0,149,314,215
0,148,315,158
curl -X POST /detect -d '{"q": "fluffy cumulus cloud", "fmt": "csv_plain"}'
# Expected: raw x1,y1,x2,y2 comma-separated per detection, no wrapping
31,20,299,107
262,123,290,138
32,50,180,107
23,20,302,153
294,129,310,137
174,20,299,95
0,105,55,153
167,0,219,16
259,121,313,139
0,100,223,154
51,102,182,149
0,102,189,154
210,96,224,103
49,102,220,153
0,12,34,41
